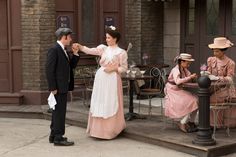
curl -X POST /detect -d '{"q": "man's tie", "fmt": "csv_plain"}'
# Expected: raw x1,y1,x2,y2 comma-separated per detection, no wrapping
64,48,69,60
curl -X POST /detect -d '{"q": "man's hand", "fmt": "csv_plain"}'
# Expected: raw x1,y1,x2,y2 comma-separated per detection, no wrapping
51,90,57,95
72,43,81,55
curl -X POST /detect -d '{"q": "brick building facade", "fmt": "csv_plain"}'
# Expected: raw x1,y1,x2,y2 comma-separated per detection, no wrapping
6,0,235,105
125,0,165,65
21,0,56,104
1,0,170,105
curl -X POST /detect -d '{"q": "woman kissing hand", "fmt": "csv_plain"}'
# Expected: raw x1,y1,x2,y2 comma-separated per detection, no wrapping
72,43,80,54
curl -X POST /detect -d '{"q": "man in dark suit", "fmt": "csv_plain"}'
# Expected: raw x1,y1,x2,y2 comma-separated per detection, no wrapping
46,28,80,146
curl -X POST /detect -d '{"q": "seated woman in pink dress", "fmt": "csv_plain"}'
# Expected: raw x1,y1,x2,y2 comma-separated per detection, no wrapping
164,53,198,133
73,26,127,139
207,37,236,128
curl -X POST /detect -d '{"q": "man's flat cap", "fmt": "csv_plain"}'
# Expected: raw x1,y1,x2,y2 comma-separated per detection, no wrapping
55,27,73,37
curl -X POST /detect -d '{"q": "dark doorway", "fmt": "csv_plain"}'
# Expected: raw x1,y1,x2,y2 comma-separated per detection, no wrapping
55,0,125,65
0,0,9,92
181,0,236,73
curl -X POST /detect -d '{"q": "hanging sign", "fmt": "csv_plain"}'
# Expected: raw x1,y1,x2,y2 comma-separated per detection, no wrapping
57,16,71,29
104,17,115,29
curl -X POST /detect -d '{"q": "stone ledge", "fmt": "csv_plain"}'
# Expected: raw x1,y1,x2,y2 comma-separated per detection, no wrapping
0,93,24,105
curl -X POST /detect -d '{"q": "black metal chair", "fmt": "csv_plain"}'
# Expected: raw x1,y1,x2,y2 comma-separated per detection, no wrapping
134,67,166,116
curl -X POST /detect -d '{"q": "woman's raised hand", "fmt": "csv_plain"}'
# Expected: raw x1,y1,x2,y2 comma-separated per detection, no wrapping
72,43,80,54
72,43,83,54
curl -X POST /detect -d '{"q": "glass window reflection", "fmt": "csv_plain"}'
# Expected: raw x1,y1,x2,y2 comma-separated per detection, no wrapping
206,0,219,35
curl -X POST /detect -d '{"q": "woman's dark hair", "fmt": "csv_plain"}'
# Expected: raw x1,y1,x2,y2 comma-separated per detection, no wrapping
212,48,228,52
220,48,228,52
177,59,183,78
105,27,121,43
177,59,188,79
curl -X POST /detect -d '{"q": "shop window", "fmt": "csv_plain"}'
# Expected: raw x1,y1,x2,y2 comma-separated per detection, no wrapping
187,0,195,35
206,0,219,35
81,0,96,43
232,0,236,34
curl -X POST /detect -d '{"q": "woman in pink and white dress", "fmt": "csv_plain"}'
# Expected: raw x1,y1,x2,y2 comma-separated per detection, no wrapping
74,26,127,139
207,37,236,128
164,53,198,133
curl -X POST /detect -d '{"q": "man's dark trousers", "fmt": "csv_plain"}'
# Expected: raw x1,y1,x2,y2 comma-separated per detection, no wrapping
50,93,67,140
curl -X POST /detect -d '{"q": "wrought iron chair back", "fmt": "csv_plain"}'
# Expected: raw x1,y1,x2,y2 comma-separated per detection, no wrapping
134,67,166,116
210,79,235,139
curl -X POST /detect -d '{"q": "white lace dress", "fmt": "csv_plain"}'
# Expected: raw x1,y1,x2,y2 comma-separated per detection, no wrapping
90,46,122,118
81,44,128,139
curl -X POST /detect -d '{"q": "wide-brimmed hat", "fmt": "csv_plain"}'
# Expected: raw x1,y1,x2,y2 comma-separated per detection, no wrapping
175,53,195,62
208,37,234,49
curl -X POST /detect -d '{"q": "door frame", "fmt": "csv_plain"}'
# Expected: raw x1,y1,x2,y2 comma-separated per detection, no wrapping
180,0,236,73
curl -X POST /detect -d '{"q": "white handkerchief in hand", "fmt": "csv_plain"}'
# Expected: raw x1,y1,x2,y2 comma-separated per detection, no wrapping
48,92,57,110
208,75,219,81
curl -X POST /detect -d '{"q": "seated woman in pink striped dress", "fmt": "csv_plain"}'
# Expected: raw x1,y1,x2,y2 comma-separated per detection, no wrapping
207,37,236,128
164,53,198,133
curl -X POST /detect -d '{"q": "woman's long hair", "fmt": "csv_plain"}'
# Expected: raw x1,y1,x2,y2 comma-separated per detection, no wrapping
177,59,183,78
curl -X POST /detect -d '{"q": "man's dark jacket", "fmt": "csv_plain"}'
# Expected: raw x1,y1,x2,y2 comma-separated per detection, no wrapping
46,43,79,93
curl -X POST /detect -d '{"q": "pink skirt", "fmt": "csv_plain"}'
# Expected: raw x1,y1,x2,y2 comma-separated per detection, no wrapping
164,83,198,119
86,76,126,139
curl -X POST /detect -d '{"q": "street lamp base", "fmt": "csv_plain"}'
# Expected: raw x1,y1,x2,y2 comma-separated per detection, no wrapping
192,130,216,146
192,138,216,146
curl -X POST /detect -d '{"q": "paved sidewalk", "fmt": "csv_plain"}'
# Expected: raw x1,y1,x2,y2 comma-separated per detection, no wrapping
0,98,236,157
0,118,197,157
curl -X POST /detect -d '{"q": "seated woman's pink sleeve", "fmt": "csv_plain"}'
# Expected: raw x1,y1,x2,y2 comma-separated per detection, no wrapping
173,69,192,85
227,61,235,77
220,60,235,82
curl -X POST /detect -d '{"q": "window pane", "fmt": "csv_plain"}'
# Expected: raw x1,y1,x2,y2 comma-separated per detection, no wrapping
0,0,8,49
81,0,95,43
232,0,236,35
206,0,219,35
188,0,195,35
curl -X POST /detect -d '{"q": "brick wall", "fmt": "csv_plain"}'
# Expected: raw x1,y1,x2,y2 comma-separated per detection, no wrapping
141,1,163,64
21,0,55,91
21,0,55,104
125,0,142,65
19,0,168,104
163,0,181,72
125,0,164,65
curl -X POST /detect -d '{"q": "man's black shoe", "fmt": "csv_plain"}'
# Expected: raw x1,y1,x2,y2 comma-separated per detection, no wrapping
54,140,74,146
49,136,67,143
49,136,54,143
